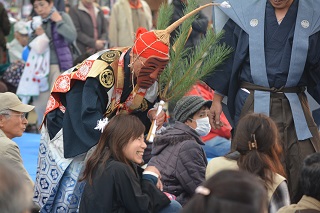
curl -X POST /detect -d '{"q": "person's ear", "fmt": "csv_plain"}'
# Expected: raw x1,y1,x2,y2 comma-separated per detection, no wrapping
14,31,19,38
0,115,6,127
185,117,193,125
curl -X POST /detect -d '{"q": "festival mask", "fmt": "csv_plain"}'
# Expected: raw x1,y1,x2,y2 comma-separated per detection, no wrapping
136,56,169,89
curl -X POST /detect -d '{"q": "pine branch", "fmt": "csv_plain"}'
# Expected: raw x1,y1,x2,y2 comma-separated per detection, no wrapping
159,2,198,100
161,28,232,102
158,0,233,103
156,3,174,30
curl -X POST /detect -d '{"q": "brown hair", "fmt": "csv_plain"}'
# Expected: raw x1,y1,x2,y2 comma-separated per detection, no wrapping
181,170,267,213
233,113,286,188
80,114,145,185
31,0,52,5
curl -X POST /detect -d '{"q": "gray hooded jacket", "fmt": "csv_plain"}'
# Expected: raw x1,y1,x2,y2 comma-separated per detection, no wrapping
148,121,207,206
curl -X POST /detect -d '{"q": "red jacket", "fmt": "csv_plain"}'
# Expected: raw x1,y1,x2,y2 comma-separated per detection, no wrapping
186,81,232,142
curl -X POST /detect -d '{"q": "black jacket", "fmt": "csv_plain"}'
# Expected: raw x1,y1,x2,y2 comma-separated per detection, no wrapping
170,0,208,52
69,2,107,54
79,158,170,213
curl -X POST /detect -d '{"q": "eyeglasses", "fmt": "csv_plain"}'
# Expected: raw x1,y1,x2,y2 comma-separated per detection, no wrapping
2,113,27,119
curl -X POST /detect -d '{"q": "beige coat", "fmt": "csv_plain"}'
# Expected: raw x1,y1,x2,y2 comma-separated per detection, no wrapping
277,196,320,213
108,0,152,47
0,129,33,187
206,157,286,202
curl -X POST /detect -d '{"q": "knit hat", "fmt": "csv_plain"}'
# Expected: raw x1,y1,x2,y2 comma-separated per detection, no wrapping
173,95,212,123
132,27,169,59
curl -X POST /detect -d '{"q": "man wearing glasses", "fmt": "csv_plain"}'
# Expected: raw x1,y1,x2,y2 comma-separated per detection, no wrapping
0,92,34,187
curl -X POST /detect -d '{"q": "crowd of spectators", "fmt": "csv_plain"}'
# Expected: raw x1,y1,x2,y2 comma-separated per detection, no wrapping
0,0,320,213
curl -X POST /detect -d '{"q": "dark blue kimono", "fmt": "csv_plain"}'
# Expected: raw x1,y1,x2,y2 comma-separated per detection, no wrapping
46,49,154,158
33,48,157,212
205,0,320,203
207,0,320,125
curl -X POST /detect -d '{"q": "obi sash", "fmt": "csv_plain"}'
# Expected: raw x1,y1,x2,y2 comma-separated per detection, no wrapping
215,0,320,140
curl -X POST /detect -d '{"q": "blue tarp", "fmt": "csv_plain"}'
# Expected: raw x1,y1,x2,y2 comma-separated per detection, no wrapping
12,133,40,181
12,133,215,182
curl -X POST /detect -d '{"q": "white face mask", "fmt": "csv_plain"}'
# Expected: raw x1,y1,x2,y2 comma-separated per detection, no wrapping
194,117,211,136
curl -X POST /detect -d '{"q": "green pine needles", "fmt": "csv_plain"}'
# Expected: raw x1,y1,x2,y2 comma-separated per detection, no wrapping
156,0,233,103
156,3,174,30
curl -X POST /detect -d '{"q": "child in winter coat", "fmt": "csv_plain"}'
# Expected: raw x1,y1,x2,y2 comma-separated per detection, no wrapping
148,95,210,206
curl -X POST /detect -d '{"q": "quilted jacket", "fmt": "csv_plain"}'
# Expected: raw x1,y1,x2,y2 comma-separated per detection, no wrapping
148,121,207,206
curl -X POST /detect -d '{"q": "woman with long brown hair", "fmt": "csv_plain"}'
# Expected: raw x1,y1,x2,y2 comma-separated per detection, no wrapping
206,113,290,213
79,114,181,212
